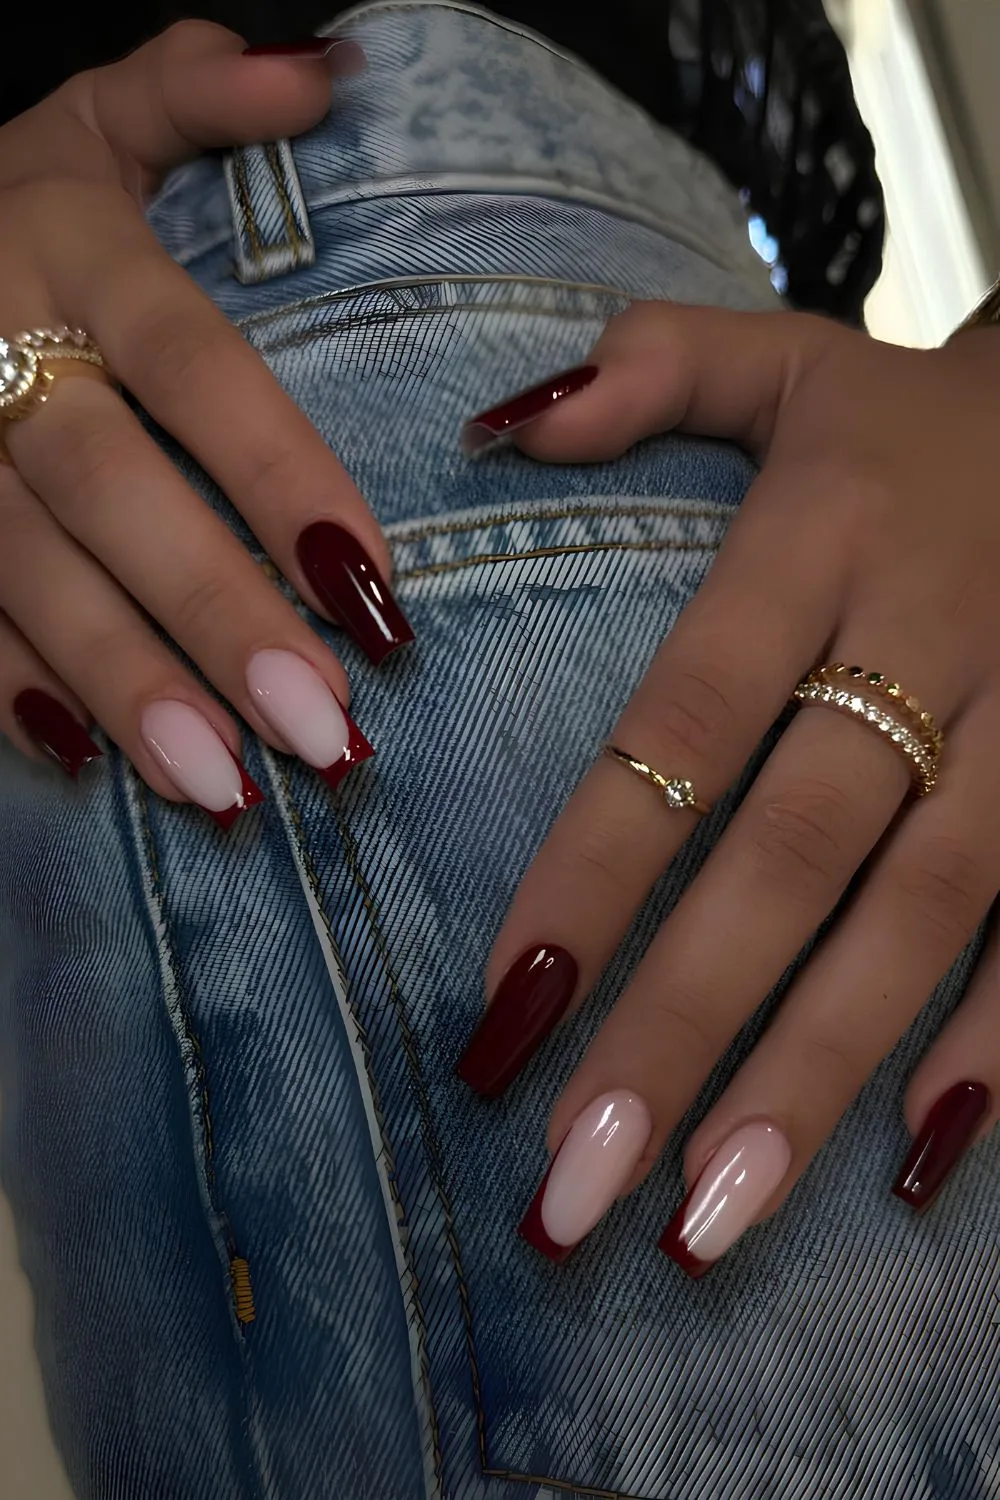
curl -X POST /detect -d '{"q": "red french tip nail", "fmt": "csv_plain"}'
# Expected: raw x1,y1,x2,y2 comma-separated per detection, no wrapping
892,1080,991,1213
316,709,375,792
13,689,102,779
205,757,265,831
242,39,366,73
456,945,578,1098
657,1190,714,1280
296,522,414,666
461,365,599,455
517,1164,575,1265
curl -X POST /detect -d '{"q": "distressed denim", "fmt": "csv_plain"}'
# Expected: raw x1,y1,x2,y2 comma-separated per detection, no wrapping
1,4,997,1499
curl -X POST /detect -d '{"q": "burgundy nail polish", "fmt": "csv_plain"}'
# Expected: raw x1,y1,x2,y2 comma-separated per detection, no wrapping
461,365,598,455
243,39,366,73
657,1193,715,1281
14,689,102,779
456,945,578,1098
208,756,266,831
317,708,375,792
892,1081,991,1213
518,1165,574,1265
296,522,414,666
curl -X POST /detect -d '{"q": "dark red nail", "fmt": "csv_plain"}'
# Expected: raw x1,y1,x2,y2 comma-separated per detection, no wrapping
456,945,578,1098
243,39,366,73
14,689,102,779
296,522,414,666
657,1188,715,1280
207,756,265,831
892,1080,991,1213
461,365,598,455
317,705,374,792
517,1164,574,1265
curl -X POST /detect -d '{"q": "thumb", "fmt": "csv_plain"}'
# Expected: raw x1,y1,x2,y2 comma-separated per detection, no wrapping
509,301,842,465
74,20,363,187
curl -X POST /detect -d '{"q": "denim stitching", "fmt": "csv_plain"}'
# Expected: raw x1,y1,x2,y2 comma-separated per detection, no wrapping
395,538,715,582
273,760,445,1495
229,148,264,271
389,500,730,544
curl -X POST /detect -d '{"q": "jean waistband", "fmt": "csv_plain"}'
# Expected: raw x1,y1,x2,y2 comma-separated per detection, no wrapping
148,0,770,297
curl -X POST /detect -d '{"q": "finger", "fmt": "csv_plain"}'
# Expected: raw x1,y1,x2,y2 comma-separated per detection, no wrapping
54,228,412,664
4,384,372,796
656,695,1000,1276
0,610,101,777
76,21,364,187
463,301,842,464
892,924,1000,1216
459,478,841,1097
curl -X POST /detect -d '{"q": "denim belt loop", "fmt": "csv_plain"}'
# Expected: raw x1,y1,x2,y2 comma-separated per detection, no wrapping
223,139,316,285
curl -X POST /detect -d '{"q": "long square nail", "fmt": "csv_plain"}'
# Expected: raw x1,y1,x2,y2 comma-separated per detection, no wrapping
14,689,102,779
892,1081,991,1213
456,945,577,1098
296,522,414,666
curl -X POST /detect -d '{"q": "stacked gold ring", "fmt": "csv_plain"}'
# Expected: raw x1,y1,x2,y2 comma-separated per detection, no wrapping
0,327,112,463
793,665,942,795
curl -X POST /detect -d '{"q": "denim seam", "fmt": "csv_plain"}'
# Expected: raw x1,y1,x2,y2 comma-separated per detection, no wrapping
225,141,316,285
263,751,445,1498
228,147,264,272
395,538,716,581
124,764,267,1499
388,500,730,544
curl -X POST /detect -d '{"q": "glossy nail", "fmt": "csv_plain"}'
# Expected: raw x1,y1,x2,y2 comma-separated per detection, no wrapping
246,649,373,790
14,689,102,779
243,39,366,73
456,945,578,1098
141,701,263,830
892,1080,991,1213
658,1121,792,1278
296,522,414,666
519,1091,652,1263
461,365,598,455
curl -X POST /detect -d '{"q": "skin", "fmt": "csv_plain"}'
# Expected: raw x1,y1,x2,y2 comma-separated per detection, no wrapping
489,301,1000,1242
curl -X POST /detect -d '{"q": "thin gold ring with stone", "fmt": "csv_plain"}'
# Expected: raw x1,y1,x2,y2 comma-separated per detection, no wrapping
0,327,112,463
603,745,713,816
792,672,941,795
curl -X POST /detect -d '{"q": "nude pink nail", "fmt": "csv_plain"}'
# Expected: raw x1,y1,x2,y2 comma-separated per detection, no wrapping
246,649,373,790
141,700,263,830
519,1091,652,1263
658,1121,792,1278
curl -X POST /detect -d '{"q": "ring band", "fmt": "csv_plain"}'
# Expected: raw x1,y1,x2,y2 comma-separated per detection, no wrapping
603,745,712,816
793,667,941,795
815,663,943,755
0,327,112,463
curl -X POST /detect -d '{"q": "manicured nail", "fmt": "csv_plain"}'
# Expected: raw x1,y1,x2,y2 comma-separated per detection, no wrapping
141,701,263,830
892,1080,991,1213
461,365,599,455
296,522,414,666
456,945,578,1098
14,689,102,779
243,39,366,73
519,1091,652,1263
246,649,373,790
658,1121,792,1278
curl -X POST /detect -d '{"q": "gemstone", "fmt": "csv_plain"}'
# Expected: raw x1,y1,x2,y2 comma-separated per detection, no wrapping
848,666,864,677
867,672,883,685
886,683,901,696
0,338,36,408
662,778,695,810
905,695,920,711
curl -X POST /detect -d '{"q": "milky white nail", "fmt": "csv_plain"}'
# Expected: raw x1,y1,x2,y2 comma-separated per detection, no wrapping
141,700,262,829
245,649,373,789
519,1091,652,1262
659,1121,792,1277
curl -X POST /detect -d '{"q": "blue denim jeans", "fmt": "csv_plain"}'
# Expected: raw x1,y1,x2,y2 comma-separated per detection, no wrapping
1,5,997,1499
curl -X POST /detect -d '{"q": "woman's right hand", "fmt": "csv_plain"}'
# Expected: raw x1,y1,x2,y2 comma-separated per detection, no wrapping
0,22,411,825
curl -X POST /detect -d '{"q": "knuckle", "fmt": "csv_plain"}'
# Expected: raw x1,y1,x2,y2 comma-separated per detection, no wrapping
645,990,718,1071
127,310,220,390
748,779,855,892
893,838,987,947
647,667,739,768
31,412,121,511
798,1031,862,1095
171,572,232,639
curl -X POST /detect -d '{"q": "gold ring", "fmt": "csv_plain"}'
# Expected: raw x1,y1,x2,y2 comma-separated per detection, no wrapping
793,665,941,795
603,745,712,816
0,327,113,464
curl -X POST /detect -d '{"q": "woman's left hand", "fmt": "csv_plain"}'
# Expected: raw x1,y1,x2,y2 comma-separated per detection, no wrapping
457,301,1000,1271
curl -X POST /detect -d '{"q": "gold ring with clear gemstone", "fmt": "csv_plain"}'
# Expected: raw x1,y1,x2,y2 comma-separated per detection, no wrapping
603,745,712,816
0,327,112,463
793,669,941,795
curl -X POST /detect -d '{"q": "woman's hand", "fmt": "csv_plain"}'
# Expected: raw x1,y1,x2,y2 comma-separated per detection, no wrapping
0,23,410,825
458,302,1000,1269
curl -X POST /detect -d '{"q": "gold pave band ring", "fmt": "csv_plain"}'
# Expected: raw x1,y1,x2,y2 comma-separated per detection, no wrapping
0,327,112,463
603,745,712,816
793,665,942,796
